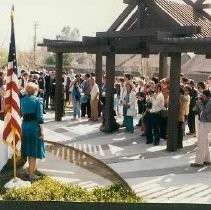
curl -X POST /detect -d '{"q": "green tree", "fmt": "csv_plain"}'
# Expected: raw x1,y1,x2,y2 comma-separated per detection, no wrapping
45,53,55,66
17,48,47,69
63,53,74,67
57,26,80,66
57,26,80,41
45,26,80,67
59,26,79,67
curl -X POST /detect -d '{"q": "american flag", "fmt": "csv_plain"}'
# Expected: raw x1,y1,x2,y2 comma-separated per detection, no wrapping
3,6,21,155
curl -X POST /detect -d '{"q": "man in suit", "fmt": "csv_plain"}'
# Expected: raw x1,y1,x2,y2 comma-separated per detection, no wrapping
38,72,46,114
44,72,51,110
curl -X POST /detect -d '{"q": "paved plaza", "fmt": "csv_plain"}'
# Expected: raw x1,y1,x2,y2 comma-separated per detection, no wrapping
36,110,211,203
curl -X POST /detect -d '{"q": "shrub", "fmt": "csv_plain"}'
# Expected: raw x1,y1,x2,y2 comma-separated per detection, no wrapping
3,177,143,202
92,182,142,203
63,185,97,202
3,178,64,201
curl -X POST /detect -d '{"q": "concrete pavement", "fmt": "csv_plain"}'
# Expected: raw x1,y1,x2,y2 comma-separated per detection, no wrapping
40,110,211,203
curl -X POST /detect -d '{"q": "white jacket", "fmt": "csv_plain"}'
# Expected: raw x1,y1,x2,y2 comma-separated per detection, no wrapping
128,90,136,109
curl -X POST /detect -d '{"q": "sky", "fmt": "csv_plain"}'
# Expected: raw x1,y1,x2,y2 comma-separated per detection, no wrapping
0,0,210,51
0,0,125,51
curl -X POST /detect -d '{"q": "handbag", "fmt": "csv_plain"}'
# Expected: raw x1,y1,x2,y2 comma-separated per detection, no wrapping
127,108,137,117
80,95,88,104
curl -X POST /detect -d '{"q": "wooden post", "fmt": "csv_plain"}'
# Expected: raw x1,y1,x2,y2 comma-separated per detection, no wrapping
55,52,63,121
104,53,115,132
95,53,103,93
159,53,168,80
167,53,181,152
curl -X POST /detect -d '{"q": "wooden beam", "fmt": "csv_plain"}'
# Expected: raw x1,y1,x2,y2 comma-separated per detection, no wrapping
55,52,63,121
157,32,173,40
206,54,211,59
137,3,147,28
97,29,157,38
97,26,201,38
142,53,149,58
82,36,108,46
167,52,181,152
104,53,116,133
47,46,110,53
193,0,211,10
121,10,138,31
108,4,136,31
158,37,211,45
158,26,201,36
182,0,195,7
111,39,148,53
38,39,73,46
137,4,142,28
39,39,83,47
158,26,200,37
200,4,211,9
123,0,142,4
111,38,145,46
82,38,148,54
114,49,150,54
195,0,206,7
40,38,110,53
45,38,148,54
150,43,211,54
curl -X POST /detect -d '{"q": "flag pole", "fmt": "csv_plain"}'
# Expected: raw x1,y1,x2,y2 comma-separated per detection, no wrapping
13,143,17,180
13,135,17,180
11,5,17,181
3,4,31,189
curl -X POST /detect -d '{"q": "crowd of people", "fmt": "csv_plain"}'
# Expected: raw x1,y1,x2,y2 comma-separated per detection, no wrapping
114,73,211,167
0,66,211,178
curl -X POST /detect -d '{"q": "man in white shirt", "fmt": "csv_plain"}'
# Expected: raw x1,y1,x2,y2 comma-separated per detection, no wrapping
150,87,165,114
89,78,99,122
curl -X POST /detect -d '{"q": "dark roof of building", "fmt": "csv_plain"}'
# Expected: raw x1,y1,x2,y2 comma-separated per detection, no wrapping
154,0,211,37
182,55,211,74
119,0,211,39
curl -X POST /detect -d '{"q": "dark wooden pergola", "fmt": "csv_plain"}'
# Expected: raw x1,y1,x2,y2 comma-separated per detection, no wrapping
39,0,211,152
